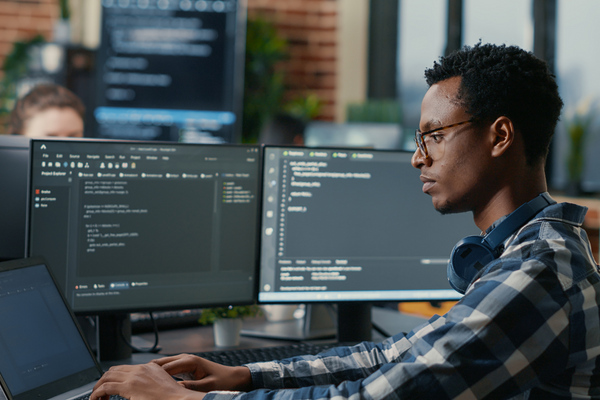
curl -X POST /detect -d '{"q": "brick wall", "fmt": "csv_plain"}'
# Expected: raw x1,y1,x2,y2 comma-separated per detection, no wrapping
0,0,58,80
247,0,337,121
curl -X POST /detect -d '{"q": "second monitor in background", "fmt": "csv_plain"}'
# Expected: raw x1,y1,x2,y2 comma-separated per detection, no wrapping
94,1,246,142
0,135,30,262
258,146,479,341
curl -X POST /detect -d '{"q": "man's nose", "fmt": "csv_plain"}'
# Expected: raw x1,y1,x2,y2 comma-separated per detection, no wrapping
411,146,429,169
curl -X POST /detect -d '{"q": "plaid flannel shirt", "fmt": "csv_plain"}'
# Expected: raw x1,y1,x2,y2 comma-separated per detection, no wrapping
205,201,600,400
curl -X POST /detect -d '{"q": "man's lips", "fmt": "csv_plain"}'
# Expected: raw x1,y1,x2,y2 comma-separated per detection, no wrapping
419,176,435,193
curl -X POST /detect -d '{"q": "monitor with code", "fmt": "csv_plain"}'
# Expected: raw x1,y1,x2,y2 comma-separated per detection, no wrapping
27,139,260,314
259,146,479,304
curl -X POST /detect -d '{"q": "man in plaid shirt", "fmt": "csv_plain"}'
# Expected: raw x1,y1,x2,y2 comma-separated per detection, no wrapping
92,44,600,400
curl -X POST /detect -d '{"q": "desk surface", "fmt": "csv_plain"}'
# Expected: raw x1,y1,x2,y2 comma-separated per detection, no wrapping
136,323,299,355
134,308,427,356
104,308,428,368
105,322,300,368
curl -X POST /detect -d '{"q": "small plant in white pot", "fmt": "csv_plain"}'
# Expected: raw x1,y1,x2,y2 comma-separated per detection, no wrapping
199,305,261,347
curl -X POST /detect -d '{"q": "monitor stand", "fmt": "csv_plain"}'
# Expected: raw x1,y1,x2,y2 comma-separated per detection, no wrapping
241,304,336,340
337,302,372,342
96,313,133,361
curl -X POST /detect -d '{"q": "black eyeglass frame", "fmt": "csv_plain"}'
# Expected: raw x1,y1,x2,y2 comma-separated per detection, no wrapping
414,118,475,158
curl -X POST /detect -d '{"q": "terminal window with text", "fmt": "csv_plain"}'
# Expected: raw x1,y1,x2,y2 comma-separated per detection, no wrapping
259,146,478,303
94,0,245,142
28,139,260,314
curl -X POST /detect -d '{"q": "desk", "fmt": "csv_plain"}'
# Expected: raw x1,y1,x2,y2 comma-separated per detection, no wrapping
135,308,426,356
102,323,300,369
105,309,427,368
136,323,298,355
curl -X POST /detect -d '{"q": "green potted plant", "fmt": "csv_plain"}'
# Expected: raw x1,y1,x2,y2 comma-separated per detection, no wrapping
564,96,598,196
199,305,261,347
283,93,323,122
346,99,402,124
242,17,287,143
0,35,45,133
243,17,323,144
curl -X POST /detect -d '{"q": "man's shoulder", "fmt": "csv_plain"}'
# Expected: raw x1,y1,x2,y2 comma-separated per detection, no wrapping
500,202,597,289
508,202,587,245
537,201,587,224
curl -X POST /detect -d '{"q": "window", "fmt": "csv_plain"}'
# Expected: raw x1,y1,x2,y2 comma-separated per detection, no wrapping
399,0,446,144
463,0,533,50
554,0,600,191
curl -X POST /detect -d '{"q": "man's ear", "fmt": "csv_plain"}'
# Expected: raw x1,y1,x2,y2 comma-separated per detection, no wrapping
489,116,515,158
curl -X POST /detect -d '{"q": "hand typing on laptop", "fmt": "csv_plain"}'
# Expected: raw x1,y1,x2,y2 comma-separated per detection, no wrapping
154,354,253,392
90,355,253,400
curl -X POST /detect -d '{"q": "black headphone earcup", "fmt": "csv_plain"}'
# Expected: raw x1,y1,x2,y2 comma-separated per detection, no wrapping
446,193,555,295
447,236,496,294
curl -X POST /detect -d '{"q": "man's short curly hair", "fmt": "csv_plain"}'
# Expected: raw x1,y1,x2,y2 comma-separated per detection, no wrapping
424,43,563,165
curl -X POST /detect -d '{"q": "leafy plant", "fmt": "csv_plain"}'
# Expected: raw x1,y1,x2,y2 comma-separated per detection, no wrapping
346,99,402,124
0,35,45,132
242,17,323,143
198,304,261,325
284,93,323,122
59,0,70,19
242,17,288,143
564,96,598,184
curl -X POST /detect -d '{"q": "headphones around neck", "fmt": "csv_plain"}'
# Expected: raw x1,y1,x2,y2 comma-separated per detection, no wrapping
447,192,556,294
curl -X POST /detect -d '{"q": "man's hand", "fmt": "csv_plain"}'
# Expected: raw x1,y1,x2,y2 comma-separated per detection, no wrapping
90,362,205,400
153,354,253,392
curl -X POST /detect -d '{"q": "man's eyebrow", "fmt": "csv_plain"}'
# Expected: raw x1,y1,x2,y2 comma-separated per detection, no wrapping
421,119,442,132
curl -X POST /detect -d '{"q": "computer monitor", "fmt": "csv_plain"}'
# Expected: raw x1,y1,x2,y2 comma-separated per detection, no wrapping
93,0,246,143
0,135,30,262
27,139,260,359
258,146,479,341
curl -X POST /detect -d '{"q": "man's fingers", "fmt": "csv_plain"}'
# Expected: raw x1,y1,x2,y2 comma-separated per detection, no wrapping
151,355,184,366
90,382,124,400
156,355,206,377
90,362,203,400
179,380,212,392
160,359,191,375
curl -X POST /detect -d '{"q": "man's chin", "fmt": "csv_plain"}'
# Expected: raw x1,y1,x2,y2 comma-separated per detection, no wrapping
435,204,453,215
433,198,463,215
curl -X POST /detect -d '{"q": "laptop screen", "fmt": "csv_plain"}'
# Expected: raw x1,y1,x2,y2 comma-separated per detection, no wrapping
0,262,99,400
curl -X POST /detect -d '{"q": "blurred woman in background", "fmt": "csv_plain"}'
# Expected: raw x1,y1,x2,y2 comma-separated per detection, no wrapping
9,83,85,138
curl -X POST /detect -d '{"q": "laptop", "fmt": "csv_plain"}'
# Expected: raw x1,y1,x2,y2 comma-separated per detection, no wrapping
0,257,109,400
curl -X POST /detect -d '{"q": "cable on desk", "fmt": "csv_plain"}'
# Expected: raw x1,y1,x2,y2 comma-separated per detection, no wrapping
121,312,160,353
371,321,392,337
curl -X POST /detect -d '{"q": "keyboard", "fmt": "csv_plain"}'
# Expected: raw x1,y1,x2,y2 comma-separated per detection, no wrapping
74,393,127,400
192,342,345,366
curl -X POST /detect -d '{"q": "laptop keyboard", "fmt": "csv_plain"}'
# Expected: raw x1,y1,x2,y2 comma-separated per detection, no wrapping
192,342,344,366
73,394,128,400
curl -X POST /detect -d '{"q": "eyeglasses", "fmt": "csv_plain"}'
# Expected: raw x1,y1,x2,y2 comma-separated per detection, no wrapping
414,119,474,158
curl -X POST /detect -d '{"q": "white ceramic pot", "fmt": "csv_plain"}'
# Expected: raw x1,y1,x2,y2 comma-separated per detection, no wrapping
213,318,243,347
